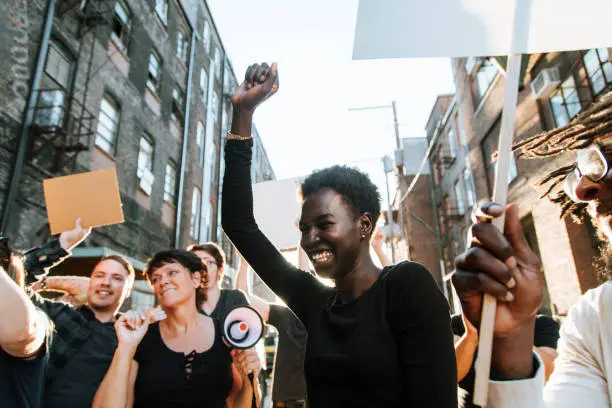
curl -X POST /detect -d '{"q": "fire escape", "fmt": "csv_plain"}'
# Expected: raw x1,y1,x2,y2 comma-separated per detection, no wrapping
27,0,115,173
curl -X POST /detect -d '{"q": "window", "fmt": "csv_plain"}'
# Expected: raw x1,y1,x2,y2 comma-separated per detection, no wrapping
583,48,612,97
199,69,208,102
213,46,222,79
171,86,185,122
147,52,161,94
111,0,130,52
196,122,205,166
211,90,219,122
35,41,74,128
190,187,202,238
454,181,465,215
137,135,154,175
481,120,518,192
474,59,498,105
202,20,211,53
201,123,217,241
447,122,458,158
549,76,581,128
176,31,188,64
164,162,177,203
463,165,476,208
137,135,155,194
95,94,120,154
155,0,168,26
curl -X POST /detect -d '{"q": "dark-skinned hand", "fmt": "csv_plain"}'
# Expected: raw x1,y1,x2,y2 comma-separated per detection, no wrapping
230,62,278,138
232,62,279,114
453,203,543,339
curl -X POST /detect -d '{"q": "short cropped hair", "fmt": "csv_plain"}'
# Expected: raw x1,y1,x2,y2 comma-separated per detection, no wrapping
94,255,135,280
300,165,381,229
186,242,226,267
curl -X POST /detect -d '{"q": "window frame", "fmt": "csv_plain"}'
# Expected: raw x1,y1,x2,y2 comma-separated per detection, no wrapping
147,51,162,95
190,186,202,238
94,93,121,155
199,68,208,102
111,0,131,53
171,86,185,123
155,0,168,26
473,59,498,106
176,30,188,65
549,75,582,128
164,162,177,204
583,48,612,97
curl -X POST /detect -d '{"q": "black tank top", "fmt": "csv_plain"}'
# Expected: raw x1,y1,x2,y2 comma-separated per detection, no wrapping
134,319,233,408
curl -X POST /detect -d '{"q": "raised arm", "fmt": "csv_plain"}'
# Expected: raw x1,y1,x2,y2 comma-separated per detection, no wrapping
93,310,162,408
371,228,392,267
24,218,90,283
222,62,326,324
454,314,478,382
0,254,48,358
235,255,270,322
31,276,90,307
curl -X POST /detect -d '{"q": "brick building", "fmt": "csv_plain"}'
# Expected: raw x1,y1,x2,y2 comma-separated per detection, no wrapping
392,137,444,290
0,0,275,308
426,49,611,315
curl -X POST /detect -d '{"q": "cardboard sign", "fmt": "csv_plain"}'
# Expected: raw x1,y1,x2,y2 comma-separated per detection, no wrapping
353,0,612,59
43,168,124,234
252,177,304,250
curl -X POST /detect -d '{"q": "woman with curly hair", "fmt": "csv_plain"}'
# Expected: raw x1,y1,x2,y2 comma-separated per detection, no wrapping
221,62,457,407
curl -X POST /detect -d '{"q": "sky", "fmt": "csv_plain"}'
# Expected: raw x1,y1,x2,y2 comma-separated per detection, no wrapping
206,0,456,206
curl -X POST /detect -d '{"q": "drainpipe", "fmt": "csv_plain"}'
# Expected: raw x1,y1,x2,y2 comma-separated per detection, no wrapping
1,0,56,234
173,29,197,247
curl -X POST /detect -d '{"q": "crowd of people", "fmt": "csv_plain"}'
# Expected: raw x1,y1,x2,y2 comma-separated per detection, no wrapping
1,62,612,408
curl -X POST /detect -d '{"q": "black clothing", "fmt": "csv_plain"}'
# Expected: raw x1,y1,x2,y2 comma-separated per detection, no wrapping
0,310,52,408
24,239,69,282
268,304,307,402
451,314,560,408
41,305,117,408
203,289,249,323
222,139,457,408
133,320,233,408
533,315,561,349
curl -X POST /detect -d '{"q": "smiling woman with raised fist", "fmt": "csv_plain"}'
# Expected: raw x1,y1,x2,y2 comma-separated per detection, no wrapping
222,62,457,407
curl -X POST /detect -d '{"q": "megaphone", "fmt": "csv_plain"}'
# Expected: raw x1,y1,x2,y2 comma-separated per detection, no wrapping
222,306,264,349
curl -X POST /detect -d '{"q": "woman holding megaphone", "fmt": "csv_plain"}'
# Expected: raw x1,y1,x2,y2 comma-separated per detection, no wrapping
221,63,457,407
92,249,260,408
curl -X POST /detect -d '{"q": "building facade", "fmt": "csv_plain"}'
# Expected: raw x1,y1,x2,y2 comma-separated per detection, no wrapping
427,49,611,315
0,0,275,308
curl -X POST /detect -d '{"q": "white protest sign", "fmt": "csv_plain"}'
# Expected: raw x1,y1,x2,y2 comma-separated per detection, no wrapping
252,177,304,250
353,0,612,59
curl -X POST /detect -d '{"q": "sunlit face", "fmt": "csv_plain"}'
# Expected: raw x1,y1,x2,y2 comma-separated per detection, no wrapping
570,144,612,243
87,260,132,313
299,188,369,280
192,250,222,290
149,262,201,309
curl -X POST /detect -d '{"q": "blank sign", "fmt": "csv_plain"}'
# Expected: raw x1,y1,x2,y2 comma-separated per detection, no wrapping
353,0,612,59
252,177,304,250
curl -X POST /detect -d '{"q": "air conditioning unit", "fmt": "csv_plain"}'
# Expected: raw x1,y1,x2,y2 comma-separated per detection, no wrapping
465,57,483,75
530,68,561,99
138,167,155,195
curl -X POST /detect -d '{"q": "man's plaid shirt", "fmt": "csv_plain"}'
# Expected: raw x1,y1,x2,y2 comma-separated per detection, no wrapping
29,293,116,379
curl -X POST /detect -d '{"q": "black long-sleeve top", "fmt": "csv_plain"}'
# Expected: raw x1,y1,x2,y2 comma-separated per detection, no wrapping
222,139,457,407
